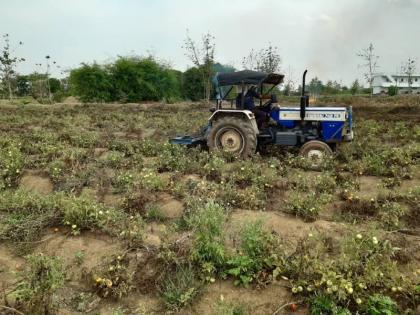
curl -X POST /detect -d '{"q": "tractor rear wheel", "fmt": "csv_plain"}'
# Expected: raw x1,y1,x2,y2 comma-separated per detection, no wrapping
299,140,333,169
207,117,257,158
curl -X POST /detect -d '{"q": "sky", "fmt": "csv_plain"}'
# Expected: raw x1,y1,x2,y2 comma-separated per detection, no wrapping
1,0,419,86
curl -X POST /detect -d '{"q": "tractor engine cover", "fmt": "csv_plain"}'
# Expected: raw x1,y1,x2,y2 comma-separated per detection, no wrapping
275,132,297,146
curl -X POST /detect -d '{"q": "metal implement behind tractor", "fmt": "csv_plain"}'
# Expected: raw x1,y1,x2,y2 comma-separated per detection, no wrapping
170,70,353,167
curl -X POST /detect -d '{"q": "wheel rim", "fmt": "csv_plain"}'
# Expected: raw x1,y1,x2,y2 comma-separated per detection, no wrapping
306,149,324,167
215,127,244,153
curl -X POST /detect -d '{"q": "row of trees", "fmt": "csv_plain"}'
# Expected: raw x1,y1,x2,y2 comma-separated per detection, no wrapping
0,34,67,102
70,57,181,103
1,32,418,103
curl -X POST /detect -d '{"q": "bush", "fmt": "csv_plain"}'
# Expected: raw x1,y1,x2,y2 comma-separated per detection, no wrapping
182,66,204,101
283,232,416,313
62,196,115,235
0,190,63,251
286,191,331,221
160,265,200,311
190,201,227,275
69,56,182,103
310,295,351,315
69,63,113,102
12,254,64,315
225,220,279,286
362,294,398,315
0,140,25,189
92,254,134,299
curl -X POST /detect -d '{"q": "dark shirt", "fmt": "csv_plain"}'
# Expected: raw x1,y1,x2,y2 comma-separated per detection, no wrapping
236,89,260,110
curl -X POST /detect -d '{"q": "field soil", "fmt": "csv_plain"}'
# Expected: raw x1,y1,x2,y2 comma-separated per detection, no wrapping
0,96,419,314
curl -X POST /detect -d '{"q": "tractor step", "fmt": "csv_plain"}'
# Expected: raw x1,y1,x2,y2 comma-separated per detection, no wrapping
170,135,205,146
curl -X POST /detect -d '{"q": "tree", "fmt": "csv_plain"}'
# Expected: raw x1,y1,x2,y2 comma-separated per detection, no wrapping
357,43,379,96
183,31,215,102
69,63,113,102
69,56,182,103
108,56,181,102
16,75,30,96
401,57,416,94
308,77,323,97
182,67,205,101
0,34,25,99
350,79,360,95
283,65,296,96
242,44,281,73
388,85,398,96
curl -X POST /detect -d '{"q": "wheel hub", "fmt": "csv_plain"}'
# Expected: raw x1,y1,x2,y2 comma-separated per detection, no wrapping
307,149,324,165
219,129,243,153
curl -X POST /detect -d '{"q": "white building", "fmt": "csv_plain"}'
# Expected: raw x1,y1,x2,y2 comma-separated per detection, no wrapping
372,73,420,95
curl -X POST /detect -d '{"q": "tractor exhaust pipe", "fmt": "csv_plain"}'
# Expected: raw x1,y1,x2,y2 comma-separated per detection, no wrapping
300,70,308,121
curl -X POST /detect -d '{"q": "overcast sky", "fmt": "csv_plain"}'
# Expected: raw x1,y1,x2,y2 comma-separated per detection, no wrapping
1,0,419,86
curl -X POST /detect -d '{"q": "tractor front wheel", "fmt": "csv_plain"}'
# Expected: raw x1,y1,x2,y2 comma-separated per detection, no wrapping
207,117,257,158
299,140,333,169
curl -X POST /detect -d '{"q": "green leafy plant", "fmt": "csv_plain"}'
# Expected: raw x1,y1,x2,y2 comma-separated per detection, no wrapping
138,168,168,192
12,254,64,315
0,190,62,252
92,254,134,299
190,201,227,275
62,195,116,235
0,140,25,189
362,294,398,315
310,295,351,315
214,300,247,315
225,220,280,286
160,265,200,311
286,191,331,221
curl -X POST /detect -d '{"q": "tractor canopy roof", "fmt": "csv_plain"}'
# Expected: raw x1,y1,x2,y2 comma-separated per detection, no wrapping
215,70,284,87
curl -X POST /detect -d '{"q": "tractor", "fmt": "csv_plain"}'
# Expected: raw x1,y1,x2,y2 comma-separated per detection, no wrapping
170,70,353,167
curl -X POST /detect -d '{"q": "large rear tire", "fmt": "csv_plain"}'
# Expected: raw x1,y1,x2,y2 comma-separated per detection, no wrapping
207,117,257,158
299,140,333,169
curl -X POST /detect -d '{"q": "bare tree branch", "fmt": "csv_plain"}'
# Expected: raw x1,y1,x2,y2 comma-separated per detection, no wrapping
357,43,379,96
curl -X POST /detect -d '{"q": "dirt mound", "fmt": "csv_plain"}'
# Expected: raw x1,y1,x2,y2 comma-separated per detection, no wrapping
141,128,156,139
19,170,53,194
93,147,108,158
0,244,25,288
358,176,381,198
36,230,121,272
228,210,346,246
157,193,184,219
62,96,79,104
102,193,123,207
187,279,308,315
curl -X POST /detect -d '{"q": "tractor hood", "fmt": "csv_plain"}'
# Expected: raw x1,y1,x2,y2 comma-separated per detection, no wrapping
215,70,284,87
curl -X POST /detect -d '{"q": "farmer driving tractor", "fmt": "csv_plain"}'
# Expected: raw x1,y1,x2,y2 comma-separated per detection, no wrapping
235,85,276,129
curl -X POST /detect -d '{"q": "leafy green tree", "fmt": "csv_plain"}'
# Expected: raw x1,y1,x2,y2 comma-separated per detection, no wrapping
27,72,48,100
183,31,216,101
108,56,180,102
388,85,398,96
242,44,281,73
182,67,204,101
350,79,360,95
69,63,113,102
0,34,25,100
69,56,181,103
16,75,30,96
48,77,62,93
309,77,323,97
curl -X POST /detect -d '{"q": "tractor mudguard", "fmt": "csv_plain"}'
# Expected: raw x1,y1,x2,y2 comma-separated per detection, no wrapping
208,109,259,135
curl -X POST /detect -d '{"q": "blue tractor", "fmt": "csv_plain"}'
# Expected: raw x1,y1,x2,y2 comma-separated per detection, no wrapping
171,70,353,167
